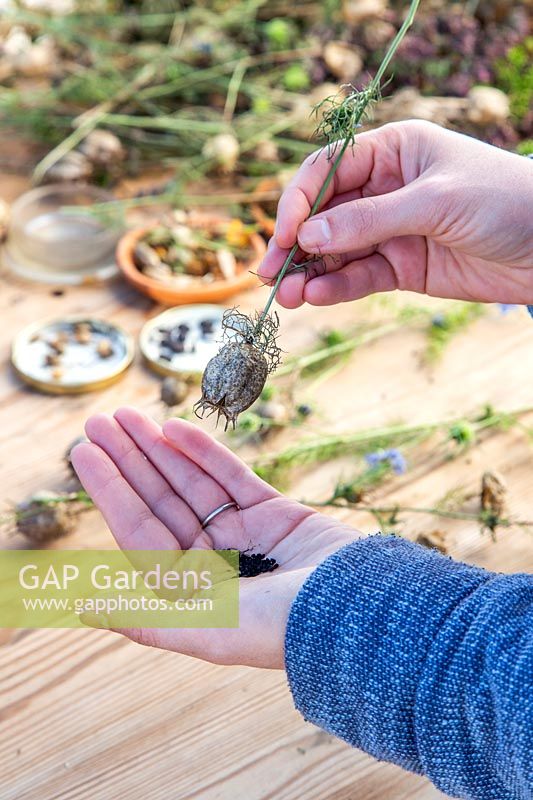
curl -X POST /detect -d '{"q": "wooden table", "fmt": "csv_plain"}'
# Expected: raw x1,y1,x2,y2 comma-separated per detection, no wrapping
1,170,532,800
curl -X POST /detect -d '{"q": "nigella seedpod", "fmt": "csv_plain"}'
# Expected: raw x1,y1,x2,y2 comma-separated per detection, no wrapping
194,308,281,429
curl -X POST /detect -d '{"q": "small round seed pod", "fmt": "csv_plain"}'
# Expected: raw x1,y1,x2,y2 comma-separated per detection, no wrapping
202,133,240,174
160,376,189,407
16,491,75,543
40,151,93,185
194,308,281,429
255,400,289,426
79,130,125,167
195,342,268,430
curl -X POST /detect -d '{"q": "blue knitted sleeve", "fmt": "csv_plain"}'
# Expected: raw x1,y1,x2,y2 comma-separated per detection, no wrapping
285,535,533,800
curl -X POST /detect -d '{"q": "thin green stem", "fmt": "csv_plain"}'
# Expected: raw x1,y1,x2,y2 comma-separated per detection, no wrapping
254,406,533,471
307,500,533,529
274,321,401,376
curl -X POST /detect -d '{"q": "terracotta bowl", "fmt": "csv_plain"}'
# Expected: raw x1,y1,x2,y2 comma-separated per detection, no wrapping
116,224,265,306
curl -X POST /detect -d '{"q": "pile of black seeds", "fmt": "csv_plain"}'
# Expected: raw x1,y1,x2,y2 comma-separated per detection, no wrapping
238,551,279,578
219,549,280,577
157,317,217,362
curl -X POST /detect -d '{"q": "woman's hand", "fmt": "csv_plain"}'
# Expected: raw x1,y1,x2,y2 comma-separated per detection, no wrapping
71,407,359,669
259,120,533,308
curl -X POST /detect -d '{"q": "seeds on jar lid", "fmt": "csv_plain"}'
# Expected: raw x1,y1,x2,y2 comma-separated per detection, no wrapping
97,338,114,359
200,318,215,335
44,352,61,367
73,321,92,344
49,337,66,354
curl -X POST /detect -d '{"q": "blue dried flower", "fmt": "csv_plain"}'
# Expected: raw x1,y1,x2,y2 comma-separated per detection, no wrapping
364,448,407,475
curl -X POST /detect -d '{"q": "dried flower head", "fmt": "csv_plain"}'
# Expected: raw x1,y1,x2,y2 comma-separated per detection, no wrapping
313,83,382,158
194,308,281,429
16,491,75,543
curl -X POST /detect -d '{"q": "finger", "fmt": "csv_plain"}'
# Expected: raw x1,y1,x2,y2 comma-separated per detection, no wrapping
303,253,398,305
70,442,178,551
275,129,388,249
297,181,430,255
162,418,279,509
274,270,306,309
257,188,364,283
84,413,199,548
113,407,231,531
257,238,292,282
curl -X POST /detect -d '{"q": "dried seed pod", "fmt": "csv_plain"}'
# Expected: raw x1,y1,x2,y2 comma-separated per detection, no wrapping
194,308,281,429
78,130,125,167
16,491,75,543
481,471,507,518
196,342,268,430
160,376,189,407
202,133,240,173
41,151,93,185
467,87,510,127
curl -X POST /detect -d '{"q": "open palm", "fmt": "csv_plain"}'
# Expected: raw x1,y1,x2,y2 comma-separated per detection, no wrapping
71,407,359,669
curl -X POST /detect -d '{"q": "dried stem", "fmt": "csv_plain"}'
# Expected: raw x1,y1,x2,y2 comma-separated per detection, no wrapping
306,499,533,532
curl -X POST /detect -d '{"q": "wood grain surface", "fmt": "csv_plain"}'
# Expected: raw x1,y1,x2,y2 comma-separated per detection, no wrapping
1,166,532,800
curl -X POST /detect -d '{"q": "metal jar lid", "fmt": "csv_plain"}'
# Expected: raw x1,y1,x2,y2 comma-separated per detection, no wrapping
11,316,134,394
140,305,224,382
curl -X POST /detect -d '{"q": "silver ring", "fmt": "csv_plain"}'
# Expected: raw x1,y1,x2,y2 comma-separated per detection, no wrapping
201,501,240,529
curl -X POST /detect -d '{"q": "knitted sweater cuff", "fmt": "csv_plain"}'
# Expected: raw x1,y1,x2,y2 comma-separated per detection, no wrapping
284,534,491,773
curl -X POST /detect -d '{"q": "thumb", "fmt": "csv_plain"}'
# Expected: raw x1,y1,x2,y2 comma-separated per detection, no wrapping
297,181,431,254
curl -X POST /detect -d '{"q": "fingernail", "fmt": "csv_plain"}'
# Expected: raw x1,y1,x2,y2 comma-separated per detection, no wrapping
298,218,331,249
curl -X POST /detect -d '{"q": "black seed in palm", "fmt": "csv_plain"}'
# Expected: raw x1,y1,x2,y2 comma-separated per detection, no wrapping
239,552,279,578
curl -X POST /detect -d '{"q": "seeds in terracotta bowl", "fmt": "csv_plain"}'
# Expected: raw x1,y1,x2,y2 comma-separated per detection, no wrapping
132,218,256,287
